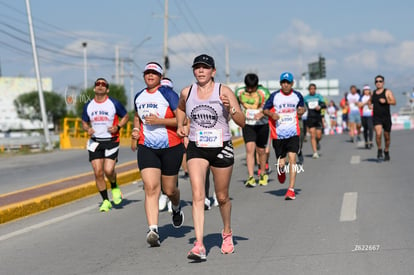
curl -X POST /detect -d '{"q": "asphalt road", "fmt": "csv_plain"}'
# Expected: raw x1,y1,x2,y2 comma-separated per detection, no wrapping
0,130,413,274
0,147,136,194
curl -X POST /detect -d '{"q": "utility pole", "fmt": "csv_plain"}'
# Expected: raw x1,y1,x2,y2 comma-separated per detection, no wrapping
25,0,52,150
128,36,152,111
120,58,124,86
225,44,230,84
163,0,169,76
115,46,120,84
82,42,87,90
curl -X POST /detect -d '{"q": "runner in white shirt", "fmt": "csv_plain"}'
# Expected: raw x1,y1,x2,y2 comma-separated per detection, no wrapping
263,72,305,200
346,85,362,143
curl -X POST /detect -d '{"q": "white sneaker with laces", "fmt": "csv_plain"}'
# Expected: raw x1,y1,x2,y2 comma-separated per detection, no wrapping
159,194,168,211
204,198,211,210
213,193,219,207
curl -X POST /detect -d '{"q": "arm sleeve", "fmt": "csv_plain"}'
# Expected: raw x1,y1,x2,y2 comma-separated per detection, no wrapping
111,98,127,117
81,102,90,122
160,86,179,111
263,92,276,110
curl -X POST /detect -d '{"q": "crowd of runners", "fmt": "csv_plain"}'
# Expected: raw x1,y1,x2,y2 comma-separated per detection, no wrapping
81,53,395,261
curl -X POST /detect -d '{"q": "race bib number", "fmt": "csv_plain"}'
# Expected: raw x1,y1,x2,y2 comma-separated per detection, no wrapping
279,113,296,125
87,139,99,152
308,101,319,109
245,109,260,120
196,129,223,148
141,109,158,124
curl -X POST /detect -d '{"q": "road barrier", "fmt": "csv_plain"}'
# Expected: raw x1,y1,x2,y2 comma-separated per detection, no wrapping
60,117,133,149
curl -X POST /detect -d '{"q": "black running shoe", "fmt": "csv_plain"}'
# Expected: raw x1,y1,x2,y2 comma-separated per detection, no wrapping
384,151,390,161
172,208,184,228
377,149,383,162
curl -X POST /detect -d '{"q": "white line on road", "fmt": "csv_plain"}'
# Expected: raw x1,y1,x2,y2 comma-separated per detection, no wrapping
0,189,142,242
0,152,245,242
340,192,358,222
350,155,360,164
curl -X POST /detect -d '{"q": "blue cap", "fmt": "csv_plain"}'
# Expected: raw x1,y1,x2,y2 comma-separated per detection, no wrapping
280,72,294,83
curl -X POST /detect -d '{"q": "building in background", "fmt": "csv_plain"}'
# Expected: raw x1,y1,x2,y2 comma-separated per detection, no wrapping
228,78,339,97
0,76,53,133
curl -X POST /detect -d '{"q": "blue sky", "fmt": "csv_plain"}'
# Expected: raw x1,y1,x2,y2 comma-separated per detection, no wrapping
1,0,414,110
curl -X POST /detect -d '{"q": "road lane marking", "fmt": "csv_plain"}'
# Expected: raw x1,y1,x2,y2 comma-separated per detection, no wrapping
0,189,142,242
340,192,358,222
350,155,360,164
0,152,246,242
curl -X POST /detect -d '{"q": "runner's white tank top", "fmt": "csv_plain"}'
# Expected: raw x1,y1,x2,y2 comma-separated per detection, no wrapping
186,82,232,142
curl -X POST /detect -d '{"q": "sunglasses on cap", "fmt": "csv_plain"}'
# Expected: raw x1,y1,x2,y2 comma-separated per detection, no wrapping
95,81,108,87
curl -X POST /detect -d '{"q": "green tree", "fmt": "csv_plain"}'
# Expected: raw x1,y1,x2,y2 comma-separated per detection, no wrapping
13,91,67,128
74,84,128,117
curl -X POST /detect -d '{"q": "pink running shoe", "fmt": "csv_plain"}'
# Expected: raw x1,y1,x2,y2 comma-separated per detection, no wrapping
221,230,234,254
285,188,296,200
187,241,206,261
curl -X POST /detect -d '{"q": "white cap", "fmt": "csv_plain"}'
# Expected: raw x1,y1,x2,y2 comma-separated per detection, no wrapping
161,78,173,88
143,62,163,75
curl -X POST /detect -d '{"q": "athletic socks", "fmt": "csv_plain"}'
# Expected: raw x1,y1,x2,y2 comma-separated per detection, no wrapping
110,181,118,189
100,190,109,201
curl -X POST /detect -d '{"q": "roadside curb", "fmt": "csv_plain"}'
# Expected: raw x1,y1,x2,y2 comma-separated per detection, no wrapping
0,168,141,224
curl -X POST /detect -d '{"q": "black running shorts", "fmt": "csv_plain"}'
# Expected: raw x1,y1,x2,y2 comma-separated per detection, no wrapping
306,117,323,129
137,143,184,176
272,136,300,159
186,140,234,168
373,116,392,132
242,124,269,148
88,139,119,162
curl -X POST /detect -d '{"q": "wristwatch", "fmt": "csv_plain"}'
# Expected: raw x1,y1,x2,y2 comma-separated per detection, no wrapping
231,106,237,115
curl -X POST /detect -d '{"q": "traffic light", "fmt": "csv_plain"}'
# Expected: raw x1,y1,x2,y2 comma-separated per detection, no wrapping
319,56,326,78
164,56,170,70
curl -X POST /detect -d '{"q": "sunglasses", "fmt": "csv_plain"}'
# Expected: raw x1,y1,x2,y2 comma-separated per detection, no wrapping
95,81,108,87
280,80,292,84
375,80,383,83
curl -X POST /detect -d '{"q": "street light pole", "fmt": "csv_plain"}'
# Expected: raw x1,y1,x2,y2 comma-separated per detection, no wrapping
25,0,52,150
82,42,87,91
128,36,152,110
163,0,169,75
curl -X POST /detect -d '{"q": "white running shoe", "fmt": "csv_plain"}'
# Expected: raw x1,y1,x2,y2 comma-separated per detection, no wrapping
159,194,168,211
213,193,219,207
312,152,320,159
204,198,211,210
167,200,172,213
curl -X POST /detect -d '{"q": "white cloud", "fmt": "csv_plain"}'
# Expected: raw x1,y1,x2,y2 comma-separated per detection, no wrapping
384,41,414,67
344,50,378,69
359,29,395,44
